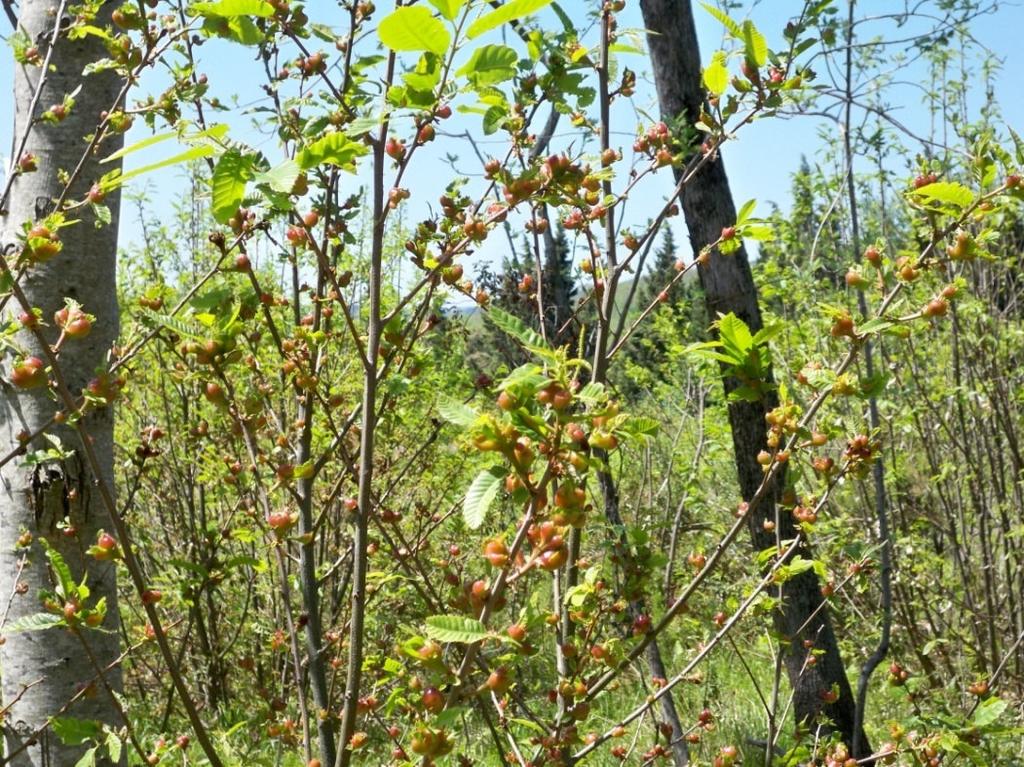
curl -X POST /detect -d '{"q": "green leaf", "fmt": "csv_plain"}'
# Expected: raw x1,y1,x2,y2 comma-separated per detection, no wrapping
105,731,122,763
438,397,478,427
378,6,450,55
972,696,1008,728
426,0,466,21
716,312,753,354
699,1,742,38
211,150,253,224
209,14,262,44
296,132,368,170
1009,126,1024,165
433,706,471,727
857,318,895,336
742,20,768,66
736,198,756,225
703,51,729,96
424,615,490,643
467,0,553,39
482,104,508,135
191,0,274,17
44,543,77,599
101,124,228,164
463,466,506,529
486,306,550,353
52,717,103,746
74,746,98,767
403,52,442,92
910,181,975,209
6,612,65,633
115,145,217,185
621,416,659,438
257,159,300,193
751,321,783,346
497,364,547,392
457,44,518,86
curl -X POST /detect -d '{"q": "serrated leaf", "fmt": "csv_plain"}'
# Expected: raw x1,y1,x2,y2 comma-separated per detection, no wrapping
622,416,659,438
736,198,756,225
74,746,98,767
467,0,552,39
438,397,478,427
424,615,490,643
433,706,470,727
703,51,729,96
910,181,974,209
378,6,450,55
105,731,122,763
510,717,547,734
296,132,368,171
258,159,300,193
857,318,895,336
192,0,274,17
6,612,65,633
52,717,103,746
115,145,217,185
457,44,518,86
463,466,506,529
211,149,253,224
101,124,228,164
497,364,547,392
482,103,508,135
716,312,753,354
699,1,742,37
426,0,465,21
972,696,1007,728
139,309,204,340
575,381,605,405
742,20,768,66
486,307,550,352
44,544,76,599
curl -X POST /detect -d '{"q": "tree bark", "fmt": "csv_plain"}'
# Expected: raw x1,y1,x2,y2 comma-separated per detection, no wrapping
0,2,124,764
639,0,870,755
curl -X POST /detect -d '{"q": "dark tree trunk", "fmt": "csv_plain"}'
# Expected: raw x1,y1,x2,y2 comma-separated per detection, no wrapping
639,0,870,755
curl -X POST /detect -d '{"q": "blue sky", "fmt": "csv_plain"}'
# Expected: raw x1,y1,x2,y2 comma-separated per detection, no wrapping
3,0,1023,275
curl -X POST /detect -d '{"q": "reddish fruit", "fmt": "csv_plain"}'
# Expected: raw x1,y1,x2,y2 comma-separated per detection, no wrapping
497,391,517,410
25,225,61,262
923,298,948,318
267,511,295,532
385,137,405,161
10,357,47,389
436,104,452,119
720,226,736,241
484,539,509,567
486,667,510,693
55,306,92,339
421,686,444,713
830,314,855,338
506,624,526,642
142,589,163,604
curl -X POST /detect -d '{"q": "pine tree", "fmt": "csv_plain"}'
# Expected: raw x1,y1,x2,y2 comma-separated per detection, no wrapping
541,225,577,346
